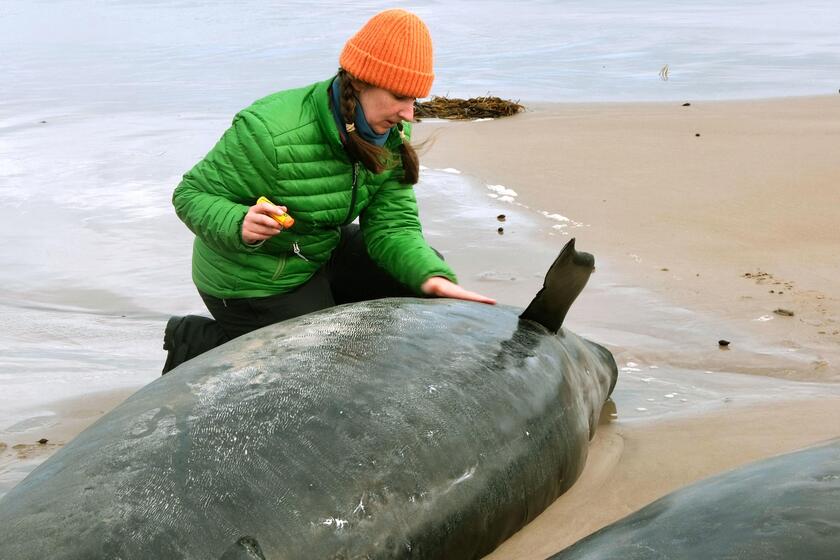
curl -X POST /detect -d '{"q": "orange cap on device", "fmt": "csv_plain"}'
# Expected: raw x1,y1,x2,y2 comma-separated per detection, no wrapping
257,196,294,229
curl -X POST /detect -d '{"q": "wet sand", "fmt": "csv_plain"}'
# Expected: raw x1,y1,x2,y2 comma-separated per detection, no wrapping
0,388,135,495
2,96,839,556
414,95,840,557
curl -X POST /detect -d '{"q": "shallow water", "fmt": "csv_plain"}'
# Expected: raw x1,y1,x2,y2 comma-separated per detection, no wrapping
2,0,838,114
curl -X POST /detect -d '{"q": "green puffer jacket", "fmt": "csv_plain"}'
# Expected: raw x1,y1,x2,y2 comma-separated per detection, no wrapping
173,77,456,299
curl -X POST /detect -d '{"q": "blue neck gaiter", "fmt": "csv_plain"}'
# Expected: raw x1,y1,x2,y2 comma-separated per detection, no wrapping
330,76,391,147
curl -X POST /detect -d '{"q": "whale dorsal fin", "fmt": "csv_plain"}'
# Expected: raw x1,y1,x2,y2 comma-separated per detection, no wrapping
519,238,595,333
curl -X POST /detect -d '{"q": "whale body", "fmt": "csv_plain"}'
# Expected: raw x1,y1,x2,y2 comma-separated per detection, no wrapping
548,439,840,560
0,240,617,559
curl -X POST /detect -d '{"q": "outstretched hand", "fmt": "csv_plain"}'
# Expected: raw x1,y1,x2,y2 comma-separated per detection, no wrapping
421,277,496,305
242,201,286,244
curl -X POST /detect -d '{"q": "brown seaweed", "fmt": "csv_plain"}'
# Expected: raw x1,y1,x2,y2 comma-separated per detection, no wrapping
414,96,524,120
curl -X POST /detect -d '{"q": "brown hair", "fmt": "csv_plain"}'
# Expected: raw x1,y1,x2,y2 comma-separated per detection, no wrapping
337,68,420,185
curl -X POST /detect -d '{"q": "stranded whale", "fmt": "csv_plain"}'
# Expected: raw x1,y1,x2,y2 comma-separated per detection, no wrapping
548,439,840,560
0,239,617,559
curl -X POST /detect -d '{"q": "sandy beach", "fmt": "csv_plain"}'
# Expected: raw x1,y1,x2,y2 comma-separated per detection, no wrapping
419,96,840,382
2,94,839,556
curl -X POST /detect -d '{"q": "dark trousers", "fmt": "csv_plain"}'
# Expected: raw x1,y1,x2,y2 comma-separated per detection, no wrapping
163,224,419,373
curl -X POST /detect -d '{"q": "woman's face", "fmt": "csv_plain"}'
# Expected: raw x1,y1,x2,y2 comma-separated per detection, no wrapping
354,81,416,134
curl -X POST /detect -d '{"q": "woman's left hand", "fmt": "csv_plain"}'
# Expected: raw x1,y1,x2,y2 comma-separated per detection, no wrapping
421,277,496,305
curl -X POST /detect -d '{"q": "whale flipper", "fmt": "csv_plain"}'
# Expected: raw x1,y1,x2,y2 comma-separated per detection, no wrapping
520,238,595,333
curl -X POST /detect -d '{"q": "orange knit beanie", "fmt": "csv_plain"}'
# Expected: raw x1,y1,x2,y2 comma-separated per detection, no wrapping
339,9,434,99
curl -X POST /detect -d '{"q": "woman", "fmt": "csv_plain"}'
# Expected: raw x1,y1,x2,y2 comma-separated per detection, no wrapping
164,9,495,373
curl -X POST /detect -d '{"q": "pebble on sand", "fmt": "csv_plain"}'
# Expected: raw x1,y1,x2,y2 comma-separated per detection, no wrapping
774,308,795,317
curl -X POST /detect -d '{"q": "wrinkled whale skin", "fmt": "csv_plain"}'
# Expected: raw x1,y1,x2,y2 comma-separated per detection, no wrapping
548,439,840,560
0,242,617,559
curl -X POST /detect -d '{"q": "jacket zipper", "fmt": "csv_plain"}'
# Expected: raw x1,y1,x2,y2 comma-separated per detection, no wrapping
341,162,360,226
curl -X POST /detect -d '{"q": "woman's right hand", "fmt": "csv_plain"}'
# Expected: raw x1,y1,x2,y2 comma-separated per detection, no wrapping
242,201,287,244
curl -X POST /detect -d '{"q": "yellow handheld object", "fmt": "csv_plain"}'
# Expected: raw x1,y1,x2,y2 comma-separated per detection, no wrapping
257,196,295,229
